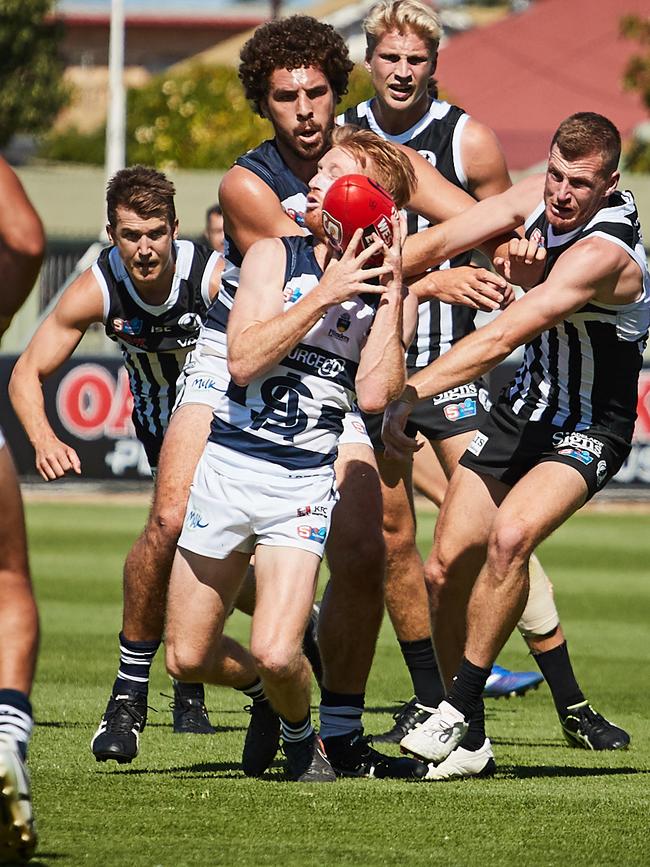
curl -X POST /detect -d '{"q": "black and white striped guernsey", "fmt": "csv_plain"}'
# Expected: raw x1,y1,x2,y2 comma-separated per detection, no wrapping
93,240,219,442
339,99,475,368
506,190,650,441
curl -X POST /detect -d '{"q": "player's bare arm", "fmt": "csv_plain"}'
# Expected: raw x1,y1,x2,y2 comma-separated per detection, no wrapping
228,231,388,386
382,236,633,459
0,158,45,337
9,269,105,480
355,213,410,413
219,166,306,256
206,252,225,301
460,117,511,200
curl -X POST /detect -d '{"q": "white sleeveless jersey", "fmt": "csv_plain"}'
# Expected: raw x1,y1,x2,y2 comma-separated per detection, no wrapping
207,236,377,477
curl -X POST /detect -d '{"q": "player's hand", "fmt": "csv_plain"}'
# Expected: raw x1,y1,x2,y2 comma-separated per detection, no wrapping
381,396,422,461
34,436,82,481
378,209,405,299
415,266,509,312
493,236,546,288
319,228,391,305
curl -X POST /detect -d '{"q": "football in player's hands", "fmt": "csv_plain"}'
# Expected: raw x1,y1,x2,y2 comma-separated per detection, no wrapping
322,174,394,267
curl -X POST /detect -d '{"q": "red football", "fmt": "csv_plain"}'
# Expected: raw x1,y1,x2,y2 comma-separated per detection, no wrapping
322,174,394,266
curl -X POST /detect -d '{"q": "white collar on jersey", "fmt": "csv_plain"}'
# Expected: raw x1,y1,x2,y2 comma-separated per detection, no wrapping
108,239,194,313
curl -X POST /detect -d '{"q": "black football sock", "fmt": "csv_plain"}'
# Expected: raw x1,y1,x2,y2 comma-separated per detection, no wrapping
459,699,486,752
319,688,364,741
446,657,491,720
398,637,446,707
531,641,585,717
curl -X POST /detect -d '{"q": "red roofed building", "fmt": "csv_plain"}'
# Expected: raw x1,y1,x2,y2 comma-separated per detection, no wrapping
437,0,650,169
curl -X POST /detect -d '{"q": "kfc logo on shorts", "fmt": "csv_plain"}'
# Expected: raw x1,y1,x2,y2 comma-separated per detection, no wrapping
297,525,327,544
444,398,477,422
596,460,608,485
467,432,488,456
557,447,593,466
297,505,328,518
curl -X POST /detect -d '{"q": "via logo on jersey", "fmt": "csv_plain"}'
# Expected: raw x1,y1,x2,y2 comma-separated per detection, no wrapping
297,525,327,544
186,509,209,530
329,311,351,343
113,317,143,336
178,312,202,332
444,397,477,422
557,447,593,466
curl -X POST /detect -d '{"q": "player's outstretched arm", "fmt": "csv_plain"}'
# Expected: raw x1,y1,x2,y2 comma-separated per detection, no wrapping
219,166,306,256
382,236,622,460
9,269,104,480
228,231,389,386
0,158,45,338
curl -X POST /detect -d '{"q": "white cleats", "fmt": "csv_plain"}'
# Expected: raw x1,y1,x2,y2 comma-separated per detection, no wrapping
0,734,36,864
424,738,496,781
399,700,468,763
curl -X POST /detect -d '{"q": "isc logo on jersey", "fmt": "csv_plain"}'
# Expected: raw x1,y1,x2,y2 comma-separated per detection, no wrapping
297,525,327,543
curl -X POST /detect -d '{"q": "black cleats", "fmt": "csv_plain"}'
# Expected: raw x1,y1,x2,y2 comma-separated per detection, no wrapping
91,690,148,764
559,702,630,751
302,602,323,685
170,682,216,735
323,730,428,779
241,701,281,777
372,697,432,745
284,733,336,783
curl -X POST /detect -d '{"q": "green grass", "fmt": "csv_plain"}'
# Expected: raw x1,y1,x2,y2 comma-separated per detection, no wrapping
24,501,650,866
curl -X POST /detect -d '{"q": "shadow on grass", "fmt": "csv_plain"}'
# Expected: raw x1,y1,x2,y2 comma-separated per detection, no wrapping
36,720,246,734
96,760,243,777
29,854,68,864
499,764,646,779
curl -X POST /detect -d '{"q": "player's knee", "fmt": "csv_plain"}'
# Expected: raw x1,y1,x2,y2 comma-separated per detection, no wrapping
487,520,533,573
146,505,185,549
165,641,206,682
251,642,299,683
423,553,447,602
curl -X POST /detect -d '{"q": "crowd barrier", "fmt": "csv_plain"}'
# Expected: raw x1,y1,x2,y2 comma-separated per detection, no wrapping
2,356,649,491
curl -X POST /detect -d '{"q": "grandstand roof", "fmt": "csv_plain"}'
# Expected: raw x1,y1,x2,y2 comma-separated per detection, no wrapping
437,0,650,169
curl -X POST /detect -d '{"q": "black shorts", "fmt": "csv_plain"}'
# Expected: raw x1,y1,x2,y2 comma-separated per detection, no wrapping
133,418,164,472
363,377,491,451
459,399,630,500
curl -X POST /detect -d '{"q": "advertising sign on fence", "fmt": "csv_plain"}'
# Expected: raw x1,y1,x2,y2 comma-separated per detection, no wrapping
1,356,649,491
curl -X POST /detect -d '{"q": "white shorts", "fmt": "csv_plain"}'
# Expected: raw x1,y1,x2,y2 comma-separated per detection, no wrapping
339,410,371,447
178,444,338,560
0,426,5,450
173,347,228,414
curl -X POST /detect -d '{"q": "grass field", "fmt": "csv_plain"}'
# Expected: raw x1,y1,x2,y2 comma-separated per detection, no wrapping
22,500,649,866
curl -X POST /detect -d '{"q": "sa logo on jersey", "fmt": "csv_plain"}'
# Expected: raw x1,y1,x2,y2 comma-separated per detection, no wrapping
297,525,327,544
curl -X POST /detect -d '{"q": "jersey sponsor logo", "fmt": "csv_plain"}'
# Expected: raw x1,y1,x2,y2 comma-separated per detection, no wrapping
553,432,604,457
297,525,327,543
283,285,303,304
596,460,608,485
178,312,202,332
285,207,306,228
418,149,437,166
286,347,346,379
113,317,143,336
296,505,329,518
186,509,209,530
529,227,545,249
467,431,488,456
432,384,478,405
177,336,196,348
557,447,593,465
151,325,173,333
443,397,477,421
